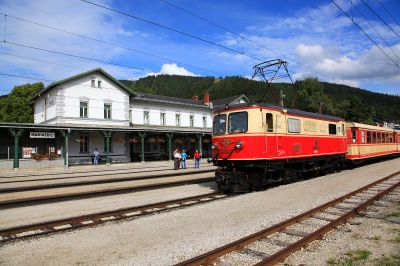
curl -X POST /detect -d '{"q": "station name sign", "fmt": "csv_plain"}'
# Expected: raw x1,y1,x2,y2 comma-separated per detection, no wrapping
30,132,55,139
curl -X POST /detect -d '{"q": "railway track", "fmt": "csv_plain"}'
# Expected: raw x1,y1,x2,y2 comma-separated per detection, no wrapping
0,192,229,243
0,168,215,193
0,174,215,208
176,171,400,266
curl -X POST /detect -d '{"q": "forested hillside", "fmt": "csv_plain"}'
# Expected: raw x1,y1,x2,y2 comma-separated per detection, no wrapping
0,76,398,124
121,75,400,124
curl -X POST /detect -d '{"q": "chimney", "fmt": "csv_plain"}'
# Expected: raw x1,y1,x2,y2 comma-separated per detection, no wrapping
203,92,210,106
192,95,199,101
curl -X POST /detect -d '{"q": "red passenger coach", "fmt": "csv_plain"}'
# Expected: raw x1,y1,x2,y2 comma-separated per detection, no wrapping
346,122,399,161
211,103,347,192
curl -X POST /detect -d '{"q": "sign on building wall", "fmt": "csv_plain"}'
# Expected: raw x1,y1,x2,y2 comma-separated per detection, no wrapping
30,132,55,138
22,147,36,158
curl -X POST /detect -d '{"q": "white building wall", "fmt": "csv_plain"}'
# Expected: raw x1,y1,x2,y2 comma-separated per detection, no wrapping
130,102,212,129
35,72,130,126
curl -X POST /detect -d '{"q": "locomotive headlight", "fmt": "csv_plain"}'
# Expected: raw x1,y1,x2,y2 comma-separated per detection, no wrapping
235,142,243,149
211,144,217,150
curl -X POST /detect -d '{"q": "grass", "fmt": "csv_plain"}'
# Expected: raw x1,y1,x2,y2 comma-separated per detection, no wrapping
325,249,372,265
368,235,381,241
385,211,400,218
374,255,400,266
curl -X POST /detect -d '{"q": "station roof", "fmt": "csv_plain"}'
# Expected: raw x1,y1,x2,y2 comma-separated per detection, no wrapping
0,122,211,134
33,68,136,99
131,92,211,109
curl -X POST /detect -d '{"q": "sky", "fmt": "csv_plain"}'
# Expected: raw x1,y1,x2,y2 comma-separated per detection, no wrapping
0,0,399,96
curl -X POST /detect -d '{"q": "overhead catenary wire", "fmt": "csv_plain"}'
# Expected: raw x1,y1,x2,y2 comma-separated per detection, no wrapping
359,0,400,40
79,0,263,62
3,40,151,73
158,0,320,78
330,0,400,69
0,12,224,76
0,51,87,71
377,0,400,29
350,0,400,62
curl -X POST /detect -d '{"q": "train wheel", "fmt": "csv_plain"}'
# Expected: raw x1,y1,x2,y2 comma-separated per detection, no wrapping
218,183,232,193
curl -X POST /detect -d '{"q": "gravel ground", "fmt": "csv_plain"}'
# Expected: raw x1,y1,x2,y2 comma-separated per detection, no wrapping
281,188,400,266
1,158,400,266
0,182,218,229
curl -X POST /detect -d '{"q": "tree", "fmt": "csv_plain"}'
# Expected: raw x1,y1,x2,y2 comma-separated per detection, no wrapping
0,82,44,123
295,78,334,114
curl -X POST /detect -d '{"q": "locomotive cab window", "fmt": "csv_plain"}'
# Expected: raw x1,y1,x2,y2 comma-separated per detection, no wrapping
329,124,337,135
213,114,227,135
266,113,273,132
288,118,301,133
228,112,248,133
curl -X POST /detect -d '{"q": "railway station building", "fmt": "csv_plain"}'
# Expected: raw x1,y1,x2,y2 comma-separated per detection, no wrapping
0,68,249,170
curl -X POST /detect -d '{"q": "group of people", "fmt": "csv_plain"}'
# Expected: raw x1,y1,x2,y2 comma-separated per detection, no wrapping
173,149,201,170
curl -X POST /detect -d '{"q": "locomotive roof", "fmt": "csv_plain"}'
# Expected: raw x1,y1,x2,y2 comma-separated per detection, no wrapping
213,102,344,122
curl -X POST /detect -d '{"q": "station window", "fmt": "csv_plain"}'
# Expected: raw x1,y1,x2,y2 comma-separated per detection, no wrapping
98,80,102,88
160,112,166,125
175,114,181,126
144,111,150,124
288,118,301,133
202,116,207,128
80,101,88,118
361,131,365,144
228,112,248,133
79,135,89,153
190,115,194,127
91,78,95,87
329,124,337,135
213,114,226,135
104,104,111,119
266,113,273,132
367,131,371,143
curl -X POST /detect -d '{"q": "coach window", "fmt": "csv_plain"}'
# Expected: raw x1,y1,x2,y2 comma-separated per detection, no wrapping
266,113,273,132
288,118,301,133
228,112,248,133
361,131,365,144
377,132,381,143
351,128,356,143
329,124,337,135
372,131,377,143
367,131,371,143
213,114,226,135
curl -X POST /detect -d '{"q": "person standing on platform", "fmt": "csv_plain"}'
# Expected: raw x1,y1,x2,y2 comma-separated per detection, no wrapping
181,149,188,169
194,149,201,169
93,148,100,165
173,149,181,170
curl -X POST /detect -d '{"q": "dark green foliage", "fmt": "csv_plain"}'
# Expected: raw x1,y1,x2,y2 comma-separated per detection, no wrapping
2,76,399,124
0,83,43,123
120,75,215,98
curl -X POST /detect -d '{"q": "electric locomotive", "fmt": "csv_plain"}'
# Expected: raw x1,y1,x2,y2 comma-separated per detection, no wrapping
210,103,347,192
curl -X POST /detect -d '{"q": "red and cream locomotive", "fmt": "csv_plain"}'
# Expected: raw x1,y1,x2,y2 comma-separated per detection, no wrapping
210,103,400,192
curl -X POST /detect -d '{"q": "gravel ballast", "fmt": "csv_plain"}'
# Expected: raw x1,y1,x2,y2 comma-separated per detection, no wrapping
1,158,400,266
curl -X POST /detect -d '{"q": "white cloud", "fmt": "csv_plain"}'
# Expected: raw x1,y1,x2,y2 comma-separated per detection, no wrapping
160,63,198,76
145,63,198,77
